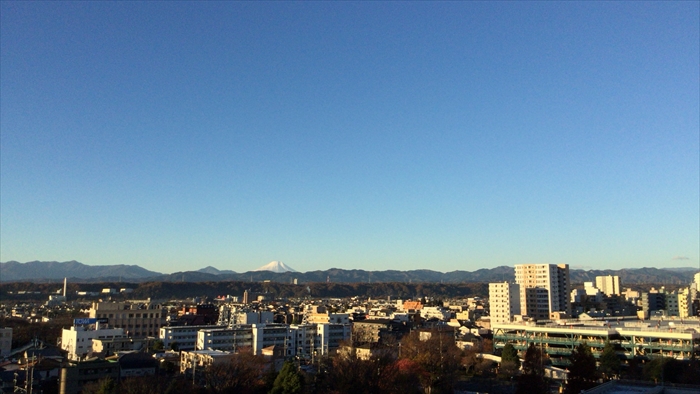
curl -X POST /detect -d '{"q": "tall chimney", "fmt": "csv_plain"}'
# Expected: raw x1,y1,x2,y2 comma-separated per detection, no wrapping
63,277,67,298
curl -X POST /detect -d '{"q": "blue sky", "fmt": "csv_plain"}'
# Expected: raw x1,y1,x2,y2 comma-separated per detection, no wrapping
1,2,698,274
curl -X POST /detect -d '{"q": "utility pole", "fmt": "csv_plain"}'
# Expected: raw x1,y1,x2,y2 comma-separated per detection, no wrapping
192,355,196,386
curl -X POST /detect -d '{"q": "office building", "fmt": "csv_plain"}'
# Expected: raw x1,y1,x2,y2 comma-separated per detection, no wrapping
89,301,166,338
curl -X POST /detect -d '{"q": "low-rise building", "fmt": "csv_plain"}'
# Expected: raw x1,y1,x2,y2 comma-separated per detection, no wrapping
59,358,120,394
60,325,126,361
197,326,255,352
118,352,157,378
180,349,236,374
160,325,225,351
91,337,146,358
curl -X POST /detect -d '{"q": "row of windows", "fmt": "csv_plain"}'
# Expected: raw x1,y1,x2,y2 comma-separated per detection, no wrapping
79,367,116,375
97,313,163,319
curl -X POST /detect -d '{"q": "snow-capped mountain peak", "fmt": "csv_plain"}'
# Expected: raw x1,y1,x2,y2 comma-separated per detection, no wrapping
253,261,298,273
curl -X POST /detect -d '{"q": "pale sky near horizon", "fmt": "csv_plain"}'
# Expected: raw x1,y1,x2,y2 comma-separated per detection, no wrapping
1,2,698,274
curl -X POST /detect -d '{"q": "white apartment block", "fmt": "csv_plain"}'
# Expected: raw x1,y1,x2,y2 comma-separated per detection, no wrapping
305,312,350,325
285,322,351,357
197,326,255,352
595,275,621,296
515,264,571,320
667,288,692,318
420,307,451,321
61,326,126,360
316,323,352,354
160,325,225,351
488,282,521,324
584,282,604,303
194,322,351,358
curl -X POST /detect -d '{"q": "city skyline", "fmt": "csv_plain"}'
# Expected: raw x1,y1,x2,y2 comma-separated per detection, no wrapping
1,2,698,274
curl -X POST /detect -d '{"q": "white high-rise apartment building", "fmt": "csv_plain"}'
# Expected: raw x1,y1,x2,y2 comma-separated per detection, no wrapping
488,282,521,323
514,264,571,320
667,288,692,318
595,275,621,296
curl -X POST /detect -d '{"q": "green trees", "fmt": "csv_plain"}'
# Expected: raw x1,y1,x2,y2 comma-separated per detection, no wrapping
641,357,700,385
151,339,164,352
598,340,620,380
270,361,305,394
564,343,598,394
501,343,520,367
499,343,520,380
515,343,548,394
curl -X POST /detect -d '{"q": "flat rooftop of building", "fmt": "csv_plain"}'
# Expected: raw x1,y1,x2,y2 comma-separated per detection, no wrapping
583,380,700,393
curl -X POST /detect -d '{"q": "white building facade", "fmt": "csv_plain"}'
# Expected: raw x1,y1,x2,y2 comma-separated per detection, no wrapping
515,264,571,320
160,325,225,351
60,326,126,360
595,275,621,296
488,282,521,324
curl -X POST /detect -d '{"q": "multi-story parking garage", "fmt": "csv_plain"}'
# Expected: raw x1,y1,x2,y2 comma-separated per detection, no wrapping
493,319,700,366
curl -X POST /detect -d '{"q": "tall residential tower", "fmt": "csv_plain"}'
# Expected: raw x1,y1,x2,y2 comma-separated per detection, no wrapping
514,264,571,320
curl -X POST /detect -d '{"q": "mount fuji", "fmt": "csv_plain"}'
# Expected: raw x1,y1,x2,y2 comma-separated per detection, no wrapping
253,261,298,273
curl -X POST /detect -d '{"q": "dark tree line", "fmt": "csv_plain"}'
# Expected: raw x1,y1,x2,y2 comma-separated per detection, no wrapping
0,281,487,301
509,340,700,394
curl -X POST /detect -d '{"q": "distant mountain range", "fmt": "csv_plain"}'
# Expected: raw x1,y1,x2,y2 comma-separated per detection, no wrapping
0,260,161,282
197,266,237,275
1,260,697,284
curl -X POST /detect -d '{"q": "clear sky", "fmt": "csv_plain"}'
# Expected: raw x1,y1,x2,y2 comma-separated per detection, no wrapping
1,2,698,274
